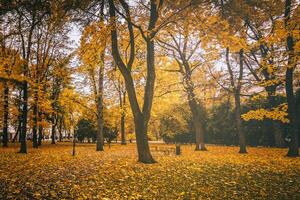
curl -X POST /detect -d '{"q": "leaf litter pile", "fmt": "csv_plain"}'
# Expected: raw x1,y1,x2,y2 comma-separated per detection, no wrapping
0,143,299,199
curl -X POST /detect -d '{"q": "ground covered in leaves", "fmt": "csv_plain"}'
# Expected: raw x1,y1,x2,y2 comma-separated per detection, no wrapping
0,143,299,199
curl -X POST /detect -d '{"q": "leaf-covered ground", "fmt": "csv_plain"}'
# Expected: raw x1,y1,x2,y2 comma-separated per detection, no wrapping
0,143,299,199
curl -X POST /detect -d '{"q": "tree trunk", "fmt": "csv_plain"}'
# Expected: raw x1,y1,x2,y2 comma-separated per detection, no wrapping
135,116,155,163
96,57,104,151
266,89,285,147
19,82,28,153
2,82,9,147
32,89,38,148
234,93,247,153
121,113,126,145
273,121,284,147
188,99,206,151
285,0,299,157
37,111,43,146
194,116,206,151
58,116,63,142
51,115,56,144
108,0,156,163
121,91,126,145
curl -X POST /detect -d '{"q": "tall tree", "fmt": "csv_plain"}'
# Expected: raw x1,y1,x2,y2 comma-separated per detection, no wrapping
284,0,299,157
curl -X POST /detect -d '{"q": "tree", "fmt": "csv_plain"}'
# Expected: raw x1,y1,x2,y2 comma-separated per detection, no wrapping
78,8,108,151
284,0,299,157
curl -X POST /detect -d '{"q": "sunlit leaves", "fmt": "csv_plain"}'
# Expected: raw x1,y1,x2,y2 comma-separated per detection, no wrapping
0,143,299,199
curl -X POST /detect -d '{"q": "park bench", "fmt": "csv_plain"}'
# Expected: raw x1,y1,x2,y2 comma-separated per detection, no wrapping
150,146,178,156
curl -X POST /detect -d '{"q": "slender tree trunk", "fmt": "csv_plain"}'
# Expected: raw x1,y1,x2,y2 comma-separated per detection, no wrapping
51,115,56,144
19,82,28,153
32,89,38,148
121,113,126,145
236,50,247,154
96,56,104,151
59,116,63,142
2,82,9,147
121,91,126,145
37,111,43,146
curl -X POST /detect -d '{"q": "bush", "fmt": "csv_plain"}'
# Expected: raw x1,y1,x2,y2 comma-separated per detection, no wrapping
75,119,97,142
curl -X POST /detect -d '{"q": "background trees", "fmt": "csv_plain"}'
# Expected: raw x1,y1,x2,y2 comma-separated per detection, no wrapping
0,0,299,161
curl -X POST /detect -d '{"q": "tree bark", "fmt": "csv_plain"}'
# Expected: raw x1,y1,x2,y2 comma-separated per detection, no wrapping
121,91,126,145
96,55,104,151
2,81,9,147
37,111,43,146
234,93,247,153
51,115,56,144
32,88,38,148
266,91,285,147
236,50,247,153
188,98,206,151
226,48,247,153
108,0,156,163
285,0,299,157
58,116,63,142
19,82,28,153
135,115,155,163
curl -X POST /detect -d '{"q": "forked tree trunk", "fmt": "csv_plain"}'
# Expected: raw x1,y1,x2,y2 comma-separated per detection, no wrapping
108,0,156,163
226,48,247,154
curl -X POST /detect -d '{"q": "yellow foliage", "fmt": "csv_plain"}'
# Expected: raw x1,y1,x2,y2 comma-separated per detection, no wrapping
242,103,289,123
0,143,299,199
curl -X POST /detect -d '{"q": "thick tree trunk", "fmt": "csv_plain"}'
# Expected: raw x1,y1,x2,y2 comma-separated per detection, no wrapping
108,0,156,163
194,117,206,151
286,68,298,157
2,82,9,147
19,82,28,153
188,99,206,151
135,116,155,163
285,0,299,157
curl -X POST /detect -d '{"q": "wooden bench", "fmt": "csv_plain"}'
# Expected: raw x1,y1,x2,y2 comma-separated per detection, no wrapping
150,146,176,155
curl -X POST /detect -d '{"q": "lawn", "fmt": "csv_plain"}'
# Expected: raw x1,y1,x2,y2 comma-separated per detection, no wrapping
0,143,299,199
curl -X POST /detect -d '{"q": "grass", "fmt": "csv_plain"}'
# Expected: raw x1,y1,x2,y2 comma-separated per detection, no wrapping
0,142,299,199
